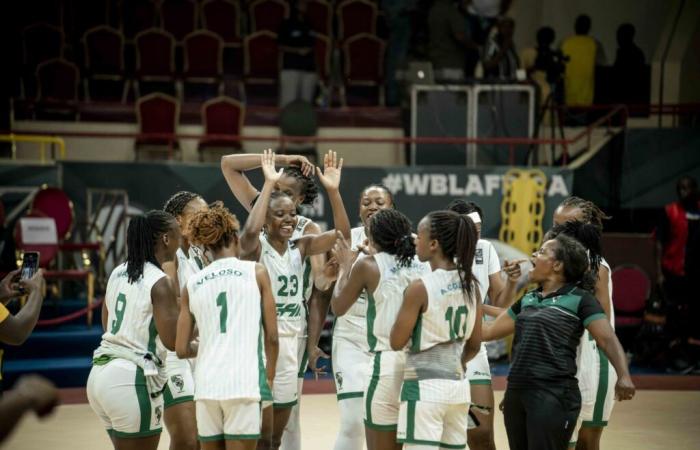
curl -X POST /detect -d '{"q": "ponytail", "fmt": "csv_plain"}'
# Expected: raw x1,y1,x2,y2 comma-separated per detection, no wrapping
369,209,415,267
427,211,478,303
126,210,175,283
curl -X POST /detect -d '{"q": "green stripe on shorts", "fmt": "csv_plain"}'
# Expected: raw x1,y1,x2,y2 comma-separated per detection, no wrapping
365,352,382,426
584,348,610,428
337,392,364,401
134,367,152,434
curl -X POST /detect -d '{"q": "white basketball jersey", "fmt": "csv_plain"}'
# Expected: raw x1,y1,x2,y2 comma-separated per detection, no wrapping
472,239,501,303
367,252,430,352
259,235,306,337
186,257,271,401
176,247,203,292
334,226,369,342
410,269,477,353
100,262,167,361
291,215,314,302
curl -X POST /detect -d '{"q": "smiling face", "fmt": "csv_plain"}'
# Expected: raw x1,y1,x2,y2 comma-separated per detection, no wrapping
266,195,298,241
553,205,584,226
359,187,392,228
414,217,434,262
529,239,562,283
275,175,305,208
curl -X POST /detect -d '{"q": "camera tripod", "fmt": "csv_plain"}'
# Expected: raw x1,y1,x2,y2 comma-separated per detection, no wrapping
528,81,567,165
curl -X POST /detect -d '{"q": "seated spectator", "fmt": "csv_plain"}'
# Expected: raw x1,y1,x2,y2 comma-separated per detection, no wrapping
428,0,476,82
482,17,519,80
612,23,646,104
278,0,317,107
561,14,604,106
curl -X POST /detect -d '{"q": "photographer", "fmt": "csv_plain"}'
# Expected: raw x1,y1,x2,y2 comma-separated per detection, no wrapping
482,17,520,80
521,26,564,105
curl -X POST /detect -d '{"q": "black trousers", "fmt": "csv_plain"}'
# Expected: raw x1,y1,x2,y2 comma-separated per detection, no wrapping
503,386,581,450
663,271,699,341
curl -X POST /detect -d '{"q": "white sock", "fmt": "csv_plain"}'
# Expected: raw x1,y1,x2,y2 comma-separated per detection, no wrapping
333,397,365,450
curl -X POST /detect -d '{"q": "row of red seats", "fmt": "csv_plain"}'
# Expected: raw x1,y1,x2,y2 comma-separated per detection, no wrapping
27,29,384,106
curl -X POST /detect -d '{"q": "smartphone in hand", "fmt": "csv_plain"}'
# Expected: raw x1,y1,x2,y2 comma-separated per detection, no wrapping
20,252,40,281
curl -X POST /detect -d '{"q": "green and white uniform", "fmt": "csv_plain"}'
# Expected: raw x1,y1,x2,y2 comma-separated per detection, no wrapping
162,247,201,408
397,269,476,449
364,252,430,430
87,262,168,438
259,234,306,408
332,226,373,400
186,257,271,441
574,258,616,434
291,216,314,380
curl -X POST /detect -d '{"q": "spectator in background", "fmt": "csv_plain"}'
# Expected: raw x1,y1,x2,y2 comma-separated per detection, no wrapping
0,269,46,391
521,27,557,106
656,176,700,373
278,0,317,108
612,23,646,104
561,14,605,106
428,0,476,82
482,17,519,80
464,0,513,74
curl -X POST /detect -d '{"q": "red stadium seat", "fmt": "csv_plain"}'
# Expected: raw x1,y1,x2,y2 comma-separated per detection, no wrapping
134,28,177,96
183,31,224,91
249,0,289,33
35,58,80,119
82,26,128,102
31,186,75,240
337,0,377,42
199,96,245,159
161,0,198,42
121,0,158,40
135,93,181,160
612,264,650,328
201,0,242,46
244,30,280,104
342,33,385,105
306,0,332,36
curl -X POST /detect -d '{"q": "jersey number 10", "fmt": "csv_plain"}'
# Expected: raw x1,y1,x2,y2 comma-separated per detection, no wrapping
445,305,468,340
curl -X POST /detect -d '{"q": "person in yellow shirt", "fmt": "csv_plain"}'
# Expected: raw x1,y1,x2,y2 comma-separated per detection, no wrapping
0,269,46,390
561,15,600,106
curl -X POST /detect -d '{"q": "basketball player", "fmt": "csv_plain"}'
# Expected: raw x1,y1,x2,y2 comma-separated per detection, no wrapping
390,210,483,450
162,191,210,450
176,205,279,450
331,208,430,450
87,210,181,450
238,150,350,450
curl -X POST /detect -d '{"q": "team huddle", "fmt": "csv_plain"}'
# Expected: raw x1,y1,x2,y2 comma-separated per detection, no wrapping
85,150,635,450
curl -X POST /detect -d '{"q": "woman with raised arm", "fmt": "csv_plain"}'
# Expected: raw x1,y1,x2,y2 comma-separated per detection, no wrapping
87,210,181,450
482,234,635,450
331,208,430,450
390,210,482,450
176,205,279,450
238,150,350,450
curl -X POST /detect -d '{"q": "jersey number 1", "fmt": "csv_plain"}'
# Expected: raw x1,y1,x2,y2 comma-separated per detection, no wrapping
445,305,468,340
111,293,127,334
216,292,228,333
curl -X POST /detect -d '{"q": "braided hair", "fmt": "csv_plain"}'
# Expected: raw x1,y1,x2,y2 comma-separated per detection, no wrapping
283,166,319,206
188,205,240,251
368,209,415,267
545,220,601,292
163,191,202,218
558,196,610,232
550,234,594,291
427,211,478,302
126,210,176,283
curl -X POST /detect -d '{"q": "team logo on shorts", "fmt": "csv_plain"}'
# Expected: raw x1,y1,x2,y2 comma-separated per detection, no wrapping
335,372,343,390
155,406,163,425
475,248,484,264
171,375,185,393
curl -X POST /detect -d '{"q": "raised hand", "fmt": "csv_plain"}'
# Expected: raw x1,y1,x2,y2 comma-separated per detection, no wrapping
0,269,21,302
19,269,45,296
261,149,284,184
316,150,343,192
333,231,355,270
286,155,315,177
503,259,526,283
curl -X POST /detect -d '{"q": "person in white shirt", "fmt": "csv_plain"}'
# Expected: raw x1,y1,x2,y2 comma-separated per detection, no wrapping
390,210,483,450
176,204,279,450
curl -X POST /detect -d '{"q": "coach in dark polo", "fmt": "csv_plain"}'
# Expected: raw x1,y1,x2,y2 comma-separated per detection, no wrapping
483,234,635,450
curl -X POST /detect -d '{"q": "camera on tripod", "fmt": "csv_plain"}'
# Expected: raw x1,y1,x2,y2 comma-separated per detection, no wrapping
534,48,570,84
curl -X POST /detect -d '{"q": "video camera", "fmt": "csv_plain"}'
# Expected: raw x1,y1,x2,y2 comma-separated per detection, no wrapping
534,48,570,84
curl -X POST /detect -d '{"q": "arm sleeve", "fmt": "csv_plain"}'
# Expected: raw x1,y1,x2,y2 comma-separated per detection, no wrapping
0,303,9,323
578,292,606,326
487,242,501,275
